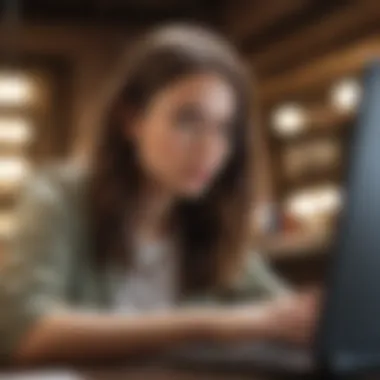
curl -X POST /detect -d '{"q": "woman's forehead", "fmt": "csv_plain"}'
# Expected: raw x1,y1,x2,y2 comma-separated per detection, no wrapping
148,72,237,119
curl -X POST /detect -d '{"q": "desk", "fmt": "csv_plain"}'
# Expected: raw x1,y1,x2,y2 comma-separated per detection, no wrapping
0,366,271,380
83,367,268,379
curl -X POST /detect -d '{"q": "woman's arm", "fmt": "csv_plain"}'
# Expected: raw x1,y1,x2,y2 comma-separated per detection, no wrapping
15,293,317,365
14,304,270,365
15,311,208,364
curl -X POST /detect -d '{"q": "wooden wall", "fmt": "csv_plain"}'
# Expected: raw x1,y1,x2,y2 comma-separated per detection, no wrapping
222,0,380,286
0,23,138,160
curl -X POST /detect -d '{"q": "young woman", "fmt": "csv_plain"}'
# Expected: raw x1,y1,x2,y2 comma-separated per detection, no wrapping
0,24,317,365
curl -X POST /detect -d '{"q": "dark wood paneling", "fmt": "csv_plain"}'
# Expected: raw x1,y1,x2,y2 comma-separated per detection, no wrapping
224,0,312,44
6,0,223,28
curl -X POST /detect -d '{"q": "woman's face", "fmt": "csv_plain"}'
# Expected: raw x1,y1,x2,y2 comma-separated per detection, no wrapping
130,72,237,198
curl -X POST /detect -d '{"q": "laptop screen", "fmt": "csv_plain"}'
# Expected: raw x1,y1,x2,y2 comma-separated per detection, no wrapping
317,61,380,375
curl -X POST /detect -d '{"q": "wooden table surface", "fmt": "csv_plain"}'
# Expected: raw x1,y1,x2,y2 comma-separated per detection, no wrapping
0,365,272,379
82,367,268,379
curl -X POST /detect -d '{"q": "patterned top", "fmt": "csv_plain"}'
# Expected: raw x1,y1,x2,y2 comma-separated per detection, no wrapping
113,238,178,313
0,163,289,362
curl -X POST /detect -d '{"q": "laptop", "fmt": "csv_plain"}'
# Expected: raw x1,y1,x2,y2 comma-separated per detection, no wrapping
161,61,380,379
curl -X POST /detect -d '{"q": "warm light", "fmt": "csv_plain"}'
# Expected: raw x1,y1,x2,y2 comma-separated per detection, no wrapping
287,194,316,218
272,103,306,137
318,189,342,211
0,117,33,144
330,78,361,113
0,158,29,183
0,72,33,106
286,186,342,219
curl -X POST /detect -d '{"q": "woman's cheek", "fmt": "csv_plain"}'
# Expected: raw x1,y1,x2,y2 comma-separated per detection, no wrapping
164,127,191,156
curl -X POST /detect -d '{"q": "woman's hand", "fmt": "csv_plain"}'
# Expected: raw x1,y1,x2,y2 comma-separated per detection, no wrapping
266,290,320,345
207,290,320,346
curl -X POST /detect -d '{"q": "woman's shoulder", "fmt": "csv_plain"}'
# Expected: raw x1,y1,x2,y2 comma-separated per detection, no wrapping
31,160,88,188
19,161,90,214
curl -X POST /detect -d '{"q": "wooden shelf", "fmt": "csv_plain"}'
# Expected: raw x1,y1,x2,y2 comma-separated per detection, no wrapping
281,165,344,194
271,109,354,144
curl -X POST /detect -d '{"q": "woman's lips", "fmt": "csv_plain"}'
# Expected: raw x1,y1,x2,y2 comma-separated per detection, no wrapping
186,168,213,184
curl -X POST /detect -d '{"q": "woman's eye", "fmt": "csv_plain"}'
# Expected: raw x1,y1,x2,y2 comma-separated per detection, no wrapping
174,106,203,128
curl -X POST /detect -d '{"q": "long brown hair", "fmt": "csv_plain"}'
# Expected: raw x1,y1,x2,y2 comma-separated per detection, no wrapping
88,24,255,296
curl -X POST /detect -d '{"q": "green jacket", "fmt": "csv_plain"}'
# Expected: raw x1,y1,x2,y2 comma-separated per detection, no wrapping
0,164,288,360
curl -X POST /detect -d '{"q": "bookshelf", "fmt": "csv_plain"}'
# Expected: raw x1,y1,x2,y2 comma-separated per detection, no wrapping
253,75,362,260
0,60,72,248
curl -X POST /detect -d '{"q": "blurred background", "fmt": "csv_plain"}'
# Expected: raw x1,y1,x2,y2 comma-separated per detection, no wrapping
0,0,379,288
